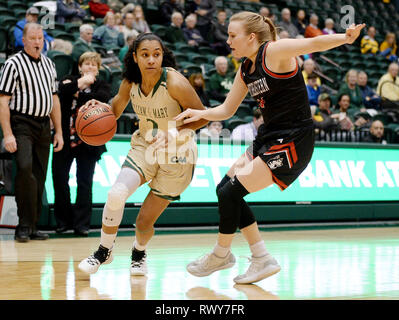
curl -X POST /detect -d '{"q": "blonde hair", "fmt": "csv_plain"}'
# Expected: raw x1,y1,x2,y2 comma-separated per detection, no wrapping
78,51,102,68
230,11,277,43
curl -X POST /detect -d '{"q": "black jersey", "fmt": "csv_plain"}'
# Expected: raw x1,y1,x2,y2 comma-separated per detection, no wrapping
240,41,312,131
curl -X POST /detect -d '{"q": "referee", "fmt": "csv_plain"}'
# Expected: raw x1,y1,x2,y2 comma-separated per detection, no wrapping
0,23,63,242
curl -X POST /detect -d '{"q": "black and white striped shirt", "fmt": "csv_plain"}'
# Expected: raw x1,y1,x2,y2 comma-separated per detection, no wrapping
0,50,57,117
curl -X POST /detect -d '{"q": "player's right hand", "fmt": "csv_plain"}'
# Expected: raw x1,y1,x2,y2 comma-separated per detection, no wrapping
3,134,17,153
80,99,112,113
174,108,206,124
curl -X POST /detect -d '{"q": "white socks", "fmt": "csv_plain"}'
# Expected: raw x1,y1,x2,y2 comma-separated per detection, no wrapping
249,240,268,258
133,240,146,251
213,243,231,258
100,229,116,250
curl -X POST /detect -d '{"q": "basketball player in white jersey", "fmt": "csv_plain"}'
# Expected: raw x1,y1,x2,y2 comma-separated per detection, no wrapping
78,33,208,275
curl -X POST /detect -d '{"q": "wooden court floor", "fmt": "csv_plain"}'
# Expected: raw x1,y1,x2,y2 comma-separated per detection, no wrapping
1,226,399,300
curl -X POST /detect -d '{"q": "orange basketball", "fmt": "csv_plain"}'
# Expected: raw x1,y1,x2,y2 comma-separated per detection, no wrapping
76,104,117,146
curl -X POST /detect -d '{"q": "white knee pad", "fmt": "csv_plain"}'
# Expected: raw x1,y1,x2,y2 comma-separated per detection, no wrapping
102,183,129,227
106,182,129,211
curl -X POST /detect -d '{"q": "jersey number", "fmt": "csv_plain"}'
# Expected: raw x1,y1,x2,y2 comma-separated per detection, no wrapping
146,118,158,137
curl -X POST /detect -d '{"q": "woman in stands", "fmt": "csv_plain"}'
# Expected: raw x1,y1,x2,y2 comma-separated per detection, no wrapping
175,11,365,284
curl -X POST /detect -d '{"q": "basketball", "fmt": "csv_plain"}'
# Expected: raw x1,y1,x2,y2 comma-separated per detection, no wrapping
76,103,117,146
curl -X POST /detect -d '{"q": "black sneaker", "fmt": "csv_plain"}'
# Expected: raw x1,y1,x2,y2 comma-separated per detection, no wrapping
78,245,113,274
130,248,147,276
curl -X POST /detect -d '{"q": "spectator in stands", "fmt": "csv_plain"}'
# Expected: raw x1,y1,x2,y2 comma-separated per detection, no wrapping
121,12,139,44
56,0,86,24
362,120,387,144
278,8,299,38
313,93,337,131
278,30,290,39
227,54,241,73
193,0,216,40
377,62,399,106
14,7,54,55
331,94,355,131
304,14,323,38
88,0,111,19
210,10,230,55
165,12,185,43
159,0,185,26
294,9,307,35
119,34,135,62
337,69,366,110
302,58,321,86
132,5,151,34
184,0,199,16
361,26,379,55
231,108,263,142
72,24,95,65
207,56,234,102
380,32,398,61
259,7,270,19
357,71,382,110
52,39,73,55
107,0,124,13
53,51,111,236
183,14,208,47
93,11,125,50
306,73,321,107
121,3,135,16
199,121,224,138
322,18,336,35
189,73,210,108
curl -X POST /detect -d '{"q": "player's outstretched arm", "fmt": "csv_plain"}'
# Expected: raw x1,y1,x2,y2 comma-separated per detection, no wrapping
175,69,248,124
110,79,133,119
267,23,366,61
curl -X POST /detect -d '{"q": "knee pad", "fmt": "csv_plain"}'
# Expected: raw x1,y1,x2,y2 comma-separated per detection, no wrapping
216,175,231,193
106,182,129,211
217,176,249,234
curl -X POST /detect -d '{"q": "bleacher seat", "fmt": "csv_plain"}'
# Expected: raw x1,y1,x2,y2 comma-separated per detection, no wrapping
47,50,74,81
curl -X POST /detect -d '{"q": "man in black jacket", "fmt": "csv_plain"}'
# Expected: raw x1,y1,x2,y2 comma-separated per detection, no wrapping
159,0,184,25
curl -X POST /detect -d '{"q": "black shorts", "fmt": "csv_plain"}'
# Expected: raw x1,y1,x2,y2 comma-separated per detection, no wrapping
246,125,315,191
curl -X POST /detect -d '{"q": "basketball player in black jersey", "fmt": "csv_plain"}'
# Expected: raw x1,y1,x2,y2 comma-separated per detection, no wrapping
175,11,365,284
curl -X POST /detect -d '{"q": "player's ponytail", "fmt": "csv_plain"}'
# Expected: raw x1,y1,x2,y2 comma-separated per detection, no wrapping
263,16,277,41
230,11,277,43
123,33,176,84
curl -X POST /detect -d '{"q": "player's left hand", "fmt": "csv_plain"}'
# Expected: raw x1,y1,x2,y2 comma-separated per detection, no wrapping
174,108,206,124
345,23,366,44
53,131,64,152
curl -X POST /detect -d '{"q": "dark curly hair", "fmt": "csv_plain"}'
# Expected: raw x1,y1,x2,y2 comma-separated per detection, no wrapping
122,33,176,84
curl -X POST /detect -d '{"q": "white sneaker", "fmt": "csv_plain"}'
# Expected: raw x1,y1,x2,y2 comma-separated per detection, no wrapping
234,254,281,284
130,253,148,276
187,252,236,277
78,245,113,275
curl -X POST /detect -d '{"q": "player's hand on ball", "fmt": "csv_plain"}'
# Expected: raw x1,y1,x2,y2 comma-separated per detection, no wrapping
80,99,111,113
174,108,206,124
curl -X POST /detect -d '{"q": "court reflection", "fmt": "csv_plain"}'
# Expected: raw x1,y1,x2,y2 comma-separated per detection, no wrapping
186,287,233,300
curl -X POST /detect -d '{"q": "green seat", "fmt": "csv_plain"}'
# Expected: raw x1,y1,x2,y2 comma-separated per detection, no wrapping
0,27,7,53
198,46,215,55
189,53,209,64
47,51,74,80
64,23,81,34
180,63,202,75
235,104,252,118
7,1,28,11
0,15,17,27
226,117,246,131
